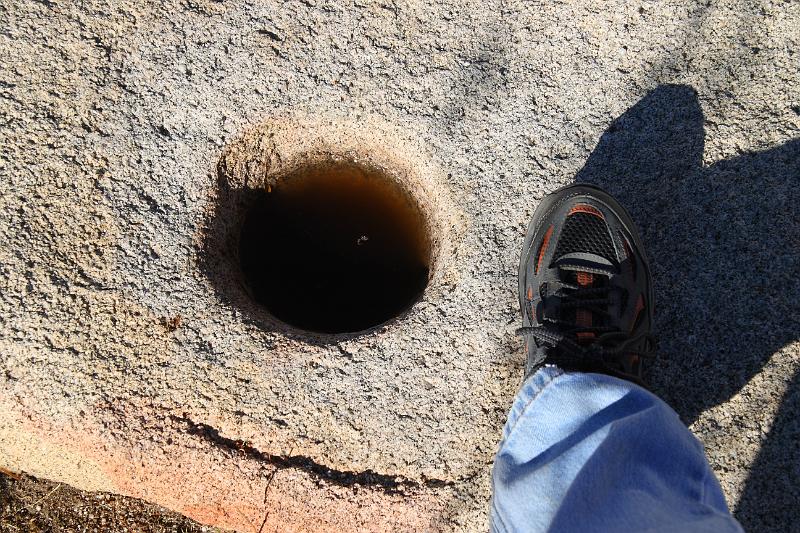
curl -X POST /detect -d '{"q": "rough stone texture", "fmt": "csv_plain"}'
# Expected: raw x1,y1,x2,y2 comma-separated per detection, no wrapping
1,0,799,531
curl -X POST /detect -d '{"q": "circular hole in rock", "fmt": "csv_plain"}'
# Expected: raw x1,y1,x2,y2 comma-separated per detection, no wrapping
238,160,432,334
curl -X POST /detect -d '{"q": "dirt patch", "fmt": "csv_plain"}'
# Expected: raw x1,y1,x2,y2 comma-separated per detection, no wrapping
0,471,228,533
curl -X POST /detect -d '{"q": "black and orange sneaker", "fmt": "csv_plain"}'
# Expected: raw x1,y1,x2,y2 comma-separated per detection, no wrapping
517,184,655,385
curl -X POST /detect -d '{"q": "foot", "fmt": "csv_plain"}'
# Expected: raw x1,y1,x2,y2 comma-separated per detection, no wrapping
518,184,655,385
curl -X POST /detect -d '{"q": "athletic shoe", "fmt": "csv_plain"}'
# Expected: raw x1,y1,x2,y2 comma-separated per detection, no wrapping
517,184,655,385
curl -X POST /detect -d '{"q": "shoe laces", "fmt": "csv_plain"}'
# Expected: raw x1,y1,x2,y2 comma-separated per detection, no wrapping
516,270,656,373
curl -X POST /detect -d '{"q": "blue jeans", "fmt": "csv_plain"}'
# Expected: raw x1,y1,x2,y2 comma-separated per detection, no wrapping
490,366,744,532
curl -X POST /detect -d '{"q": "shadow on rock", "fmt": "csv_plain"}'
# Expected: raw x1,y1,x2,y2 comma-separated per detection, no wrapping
197,166,338,348
734,367,800,530
574,84,800,530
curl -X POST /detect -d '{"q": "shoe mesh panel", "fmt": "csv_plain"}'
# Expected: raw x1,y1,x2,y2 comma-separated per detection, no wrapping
552,212,616,263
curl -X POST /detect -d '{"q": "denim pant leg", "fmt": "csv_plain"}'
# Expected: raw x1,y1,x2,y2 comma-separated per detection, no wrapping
490,366,743,533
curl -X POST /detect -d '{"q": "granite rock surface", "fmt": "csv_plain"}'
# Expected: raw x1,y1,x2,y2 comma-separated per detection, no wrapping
1,0,798,530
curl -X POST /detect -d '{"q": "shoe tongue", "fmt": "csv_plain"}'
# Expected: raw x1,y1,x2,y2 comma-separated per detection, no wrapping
564,269,600,287
552,252,617,278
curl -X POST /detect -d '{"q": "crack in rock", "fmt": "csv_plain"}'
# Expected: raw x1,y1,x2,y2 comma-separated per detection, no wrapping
172,415,453,493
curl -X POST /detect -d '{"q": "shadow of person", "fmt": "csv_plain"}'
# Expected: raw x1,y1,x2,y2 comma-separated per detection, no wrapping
573,84,800,530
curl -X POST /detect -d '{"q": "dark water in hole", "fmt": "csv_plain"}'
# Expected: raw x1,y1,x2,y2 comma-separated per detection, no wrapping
238,162,431,334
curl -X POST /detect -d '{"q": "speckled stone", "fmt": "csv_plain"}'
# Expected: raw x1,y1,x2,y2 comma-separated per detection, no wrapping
1,0,798,530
